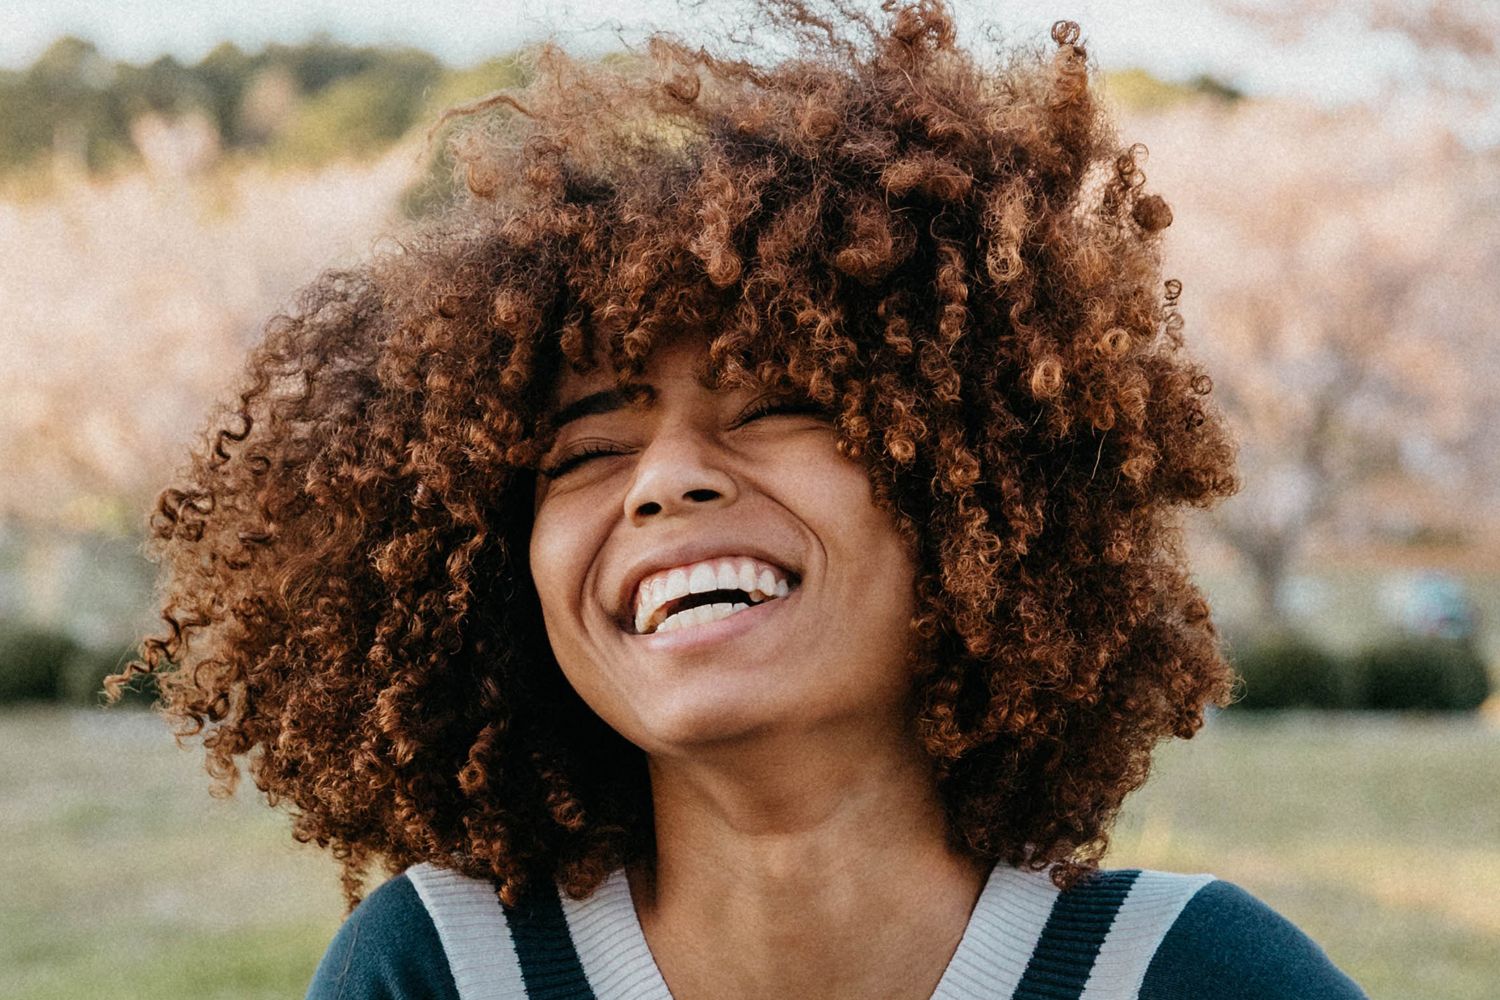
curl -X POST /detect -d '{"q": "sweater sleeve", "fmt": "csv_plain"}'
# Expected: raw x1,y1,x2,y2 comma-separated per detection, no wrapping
304,872,462,1000
1137,879,1369,1000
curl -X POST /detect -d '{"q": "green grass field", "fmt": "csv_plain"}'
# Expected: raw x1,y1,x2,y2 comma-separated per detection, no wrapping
1,706,1495,999
1107,710,1500,999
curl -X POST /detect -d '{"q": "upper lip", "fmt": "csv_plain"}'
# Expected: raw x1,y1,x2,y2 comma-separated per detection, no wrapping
614,540,801,633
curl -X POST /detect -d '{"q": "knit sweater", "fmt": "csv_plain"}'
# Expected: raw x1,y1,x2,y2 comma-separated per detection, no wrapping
305,861,1369,1000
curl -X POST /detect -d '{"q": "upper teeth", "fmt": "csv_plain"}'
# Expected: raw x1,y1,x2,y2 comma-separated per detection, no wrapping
634,556,792,635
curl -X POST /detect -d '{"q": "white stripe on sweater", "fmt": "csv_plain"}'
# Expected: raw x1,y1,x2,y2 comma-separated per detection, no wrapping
560,868,672,999
1079,869,1216,1000
931,863,1063,1000
406,861,528,1000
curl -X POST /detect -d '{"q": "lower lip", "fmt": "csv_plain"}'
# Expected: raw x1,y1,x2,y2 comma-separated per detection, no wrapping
627,586,799,652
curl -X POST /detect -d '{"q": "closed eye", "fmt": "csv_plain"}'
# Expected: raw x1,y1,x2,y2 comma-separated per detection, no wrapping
538,397,833,478
537,442,626,479
737,396,834,425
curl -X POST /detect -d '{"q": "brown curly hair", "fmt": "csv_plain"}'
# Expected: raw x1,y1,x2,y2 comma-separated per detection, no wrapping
111,0,1239,912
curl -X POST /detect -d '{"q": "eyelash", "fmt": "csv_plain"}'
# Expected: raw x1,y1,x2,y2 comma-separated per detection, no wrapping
538,442,621,479
536,397,830,479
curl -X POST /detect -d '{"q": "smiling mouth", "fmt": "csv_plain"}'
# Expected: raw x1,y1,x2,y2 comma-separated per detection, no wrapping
633,580,799,635
624,557,801,636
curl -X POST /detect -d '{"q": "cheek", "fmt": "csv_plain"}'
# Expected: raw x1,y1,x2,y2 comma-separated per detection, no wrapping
527,514,561,608
828,467,918,610
808,453,907,551
789,448,917,605
528,501,601,639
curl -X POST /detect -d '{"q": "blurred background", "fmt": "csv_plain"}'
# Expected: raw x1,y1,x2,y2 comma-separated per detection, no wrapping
1,1,1496,997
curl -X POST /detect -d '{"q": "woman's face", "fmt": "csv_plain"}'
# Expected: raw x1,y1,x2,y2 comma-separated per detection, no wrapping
529,331,920,756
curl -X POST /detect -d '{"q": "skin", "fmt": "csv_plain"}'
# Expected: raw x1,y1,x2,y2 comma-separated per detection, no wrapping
530,330,990,1000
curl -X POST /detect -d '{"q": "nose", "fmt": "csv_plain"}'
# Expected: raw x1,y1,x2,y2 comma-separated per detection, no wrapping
623,424,739,524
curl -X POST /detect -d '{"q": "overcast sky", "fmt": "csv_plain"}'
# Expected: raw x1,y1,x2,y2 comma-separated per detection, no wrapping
2,0,1428,106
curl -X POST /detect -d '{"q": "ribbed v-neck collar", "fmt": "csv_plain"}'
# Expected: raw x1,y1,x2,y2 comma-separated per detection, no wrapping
554,861,1065,1000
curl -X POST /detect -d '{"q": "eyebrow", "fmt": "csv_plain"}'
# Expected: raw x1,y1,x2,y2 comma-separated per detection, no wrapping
543,382,657,433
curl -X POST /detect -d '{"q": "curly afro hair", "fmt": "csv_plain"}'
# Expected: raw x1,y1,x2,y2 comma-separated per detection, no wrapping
112,0,1240,912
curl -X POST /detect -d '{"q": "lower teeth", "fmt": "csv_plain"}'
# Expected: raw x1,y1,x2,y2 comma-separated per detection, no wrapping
654,600,755,634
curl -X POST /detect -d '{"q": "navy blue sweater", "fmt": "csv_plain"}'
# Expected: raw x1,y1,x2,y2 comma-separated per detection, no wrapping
306,862,1369,1000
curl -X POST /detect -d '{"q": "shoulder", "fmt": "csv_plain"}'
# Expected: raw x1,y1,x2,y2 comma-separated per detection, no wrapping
304,869,462,1000
1136,875,1369,1000
305,862,594,1000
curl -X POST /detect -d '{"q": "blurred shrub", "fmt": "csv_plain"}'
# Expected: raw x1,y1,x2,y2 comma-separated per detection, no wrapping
0,622,157,707
60,641,157,708
0,621,81,703
268,50,443,166
1102,67,1243,112
0,37,137,176
1226,629,1354,710
2,35,664,188
0,35,453,179
1353,637,1491,712
1226,629,1493,712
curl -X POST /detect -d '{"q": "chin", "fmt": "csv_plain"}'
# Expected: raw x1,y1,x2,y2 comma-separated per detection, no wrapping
626,681,797,756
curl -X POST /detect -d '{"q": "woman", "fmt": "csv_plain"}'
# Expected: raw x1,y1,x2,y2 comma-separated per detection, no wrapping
113,2,1369,997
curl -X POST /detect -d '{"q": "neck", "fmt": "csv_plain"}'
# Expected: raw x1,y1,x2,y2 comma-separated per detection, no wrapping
627,721,990,1000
